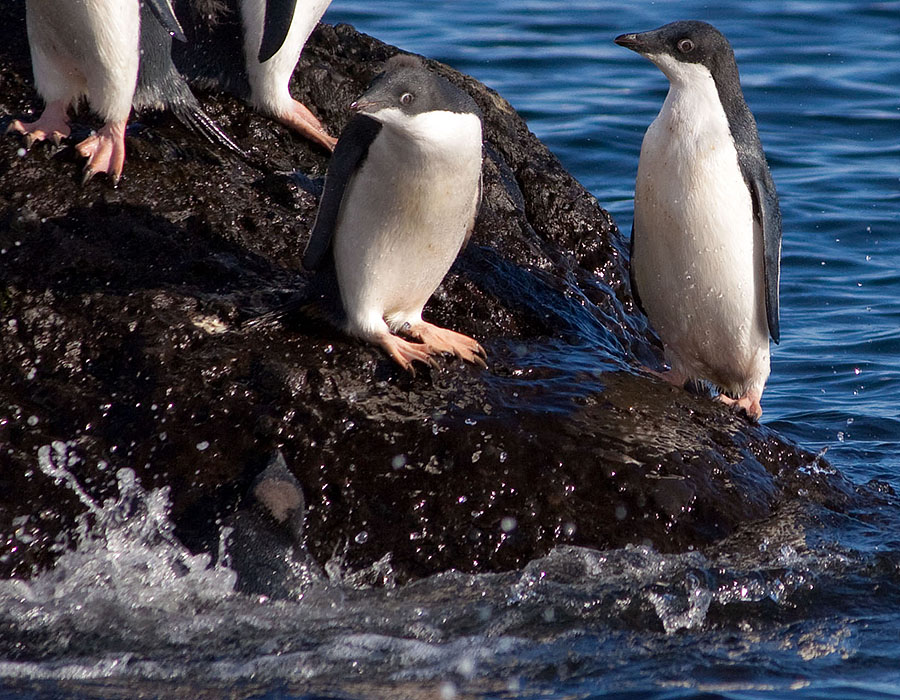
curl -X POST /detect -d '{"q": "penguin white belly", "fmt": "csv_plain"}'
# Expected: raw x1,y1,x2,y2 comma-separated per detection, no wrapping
633,80,769,396
25,0,139,120
333,111,482,338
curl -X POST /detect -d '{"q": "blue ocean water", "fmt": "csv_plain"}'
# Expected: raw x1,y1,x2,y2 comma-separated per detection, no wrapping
2,2,899,699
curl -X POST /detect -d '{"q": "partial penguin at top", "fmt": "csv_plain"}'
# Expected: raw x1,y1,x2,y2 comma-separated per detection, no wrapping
302,55,486,371
615,20,782,420
168,0,337,150
7,0,241,184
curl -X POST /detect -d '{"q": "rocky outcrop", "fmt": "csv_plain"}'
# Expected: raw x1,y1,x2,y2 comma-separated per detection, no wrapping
0,9,869,585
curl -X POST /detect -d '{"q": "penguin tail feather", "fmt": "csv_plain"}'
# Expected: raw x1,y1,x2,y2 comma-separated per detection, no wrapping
169,95,249,160
241,284,345,334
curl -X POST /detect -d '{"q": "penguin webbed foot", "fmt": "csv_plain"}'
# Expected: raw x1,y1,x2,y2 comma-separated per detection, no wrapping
405,322,488,369
376,332,442,375
7,103,72,148
275,100,337,152
75,120,128,185
717,392,763,422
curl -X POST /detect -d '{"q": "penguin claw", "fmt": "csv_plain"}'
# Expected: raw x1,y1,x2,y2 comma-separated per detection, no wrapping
6,102,72,147
276,100,338,151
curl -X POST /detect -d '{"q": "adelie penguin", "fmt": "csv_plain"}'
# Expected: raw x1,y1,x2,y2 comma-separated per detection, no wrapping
7,0,238,183
7,0,165,183
302,55,487,372
615,21,782,420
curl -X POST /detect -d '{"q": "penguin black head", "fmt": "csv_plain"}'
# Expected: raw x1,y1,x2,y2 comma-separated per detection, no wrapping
351,54,481,121
614,21,739,86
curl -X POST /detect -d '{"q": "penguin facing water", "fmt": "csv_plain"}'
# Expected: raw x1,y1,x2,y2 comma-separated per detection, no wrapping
615,21,782,420
302,55,486,371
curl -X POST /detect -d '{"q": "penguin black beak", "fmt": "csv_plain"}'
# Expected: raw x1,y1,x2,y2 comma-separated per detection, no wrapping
614,32,646,53
351,98,379,113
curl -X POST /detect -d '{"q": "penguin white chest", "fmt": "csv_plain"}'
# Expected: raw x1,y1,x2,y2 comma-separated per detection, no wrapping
333,109,483,335
632,60,769,394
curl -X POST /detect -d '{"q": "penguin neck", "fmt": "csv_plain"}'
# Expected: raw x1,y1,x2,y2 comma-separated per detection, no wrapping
659,63,732,142
375,109,482,168
655,53,754,151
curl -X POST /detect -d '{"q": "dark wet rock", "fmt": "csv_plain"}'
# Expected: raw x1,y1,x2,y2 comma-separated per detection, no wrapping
0,9,879,584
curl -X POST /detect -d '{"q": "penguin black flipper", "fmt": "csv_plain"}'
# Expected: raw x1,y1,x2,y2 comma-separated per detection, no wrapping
259,0,298,63
628,223,645,316
459,172,482,251
302,114,382,271
743,156,782,344
143,0,186,43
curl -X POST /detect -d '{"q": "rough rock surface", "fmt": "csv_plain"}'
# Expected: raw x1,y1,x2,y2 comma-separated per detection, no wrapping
0,8,873,585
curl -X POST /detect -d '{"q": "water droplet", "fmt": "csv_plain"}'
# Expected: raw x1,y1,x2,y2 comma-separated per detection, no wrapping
354,530,368,544
26,415,39,426
457,656,475,677
500,516,517,533
196,441,209,451
391,454,407,469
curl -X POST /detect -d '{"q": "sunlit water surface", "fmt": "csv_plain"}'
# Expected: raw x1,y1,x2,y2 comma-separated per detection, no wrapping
2,1,899,698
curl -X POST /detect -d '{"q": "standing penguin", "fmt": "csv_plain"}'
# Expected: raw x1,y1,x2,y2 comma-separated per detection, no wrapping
302,55,486,371
8,0,152,182
171,0,336,150
615,21,782,419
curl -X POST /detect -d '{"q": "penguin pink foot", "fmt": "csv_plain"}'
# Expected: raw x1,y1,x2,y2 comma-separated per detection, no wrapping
75,120,127,184
717,391,763,421
7,99,71,147
276,100,337,151
408,322,487,368
376,331,440,375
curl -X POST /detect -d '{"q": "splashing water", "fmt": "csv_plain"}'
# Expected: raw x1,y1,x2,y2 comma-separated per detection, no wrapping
0,450,897,697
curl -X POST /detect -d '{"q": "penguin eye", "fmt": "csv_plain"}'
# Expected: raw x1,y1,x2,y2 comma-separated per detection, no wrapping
400,92,415,105
677,38,695,54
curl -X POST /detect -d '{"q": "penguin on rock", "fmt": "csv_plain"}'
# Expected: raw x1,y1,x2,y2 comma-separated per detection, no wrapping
302,55,487,371
615,21,782,420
